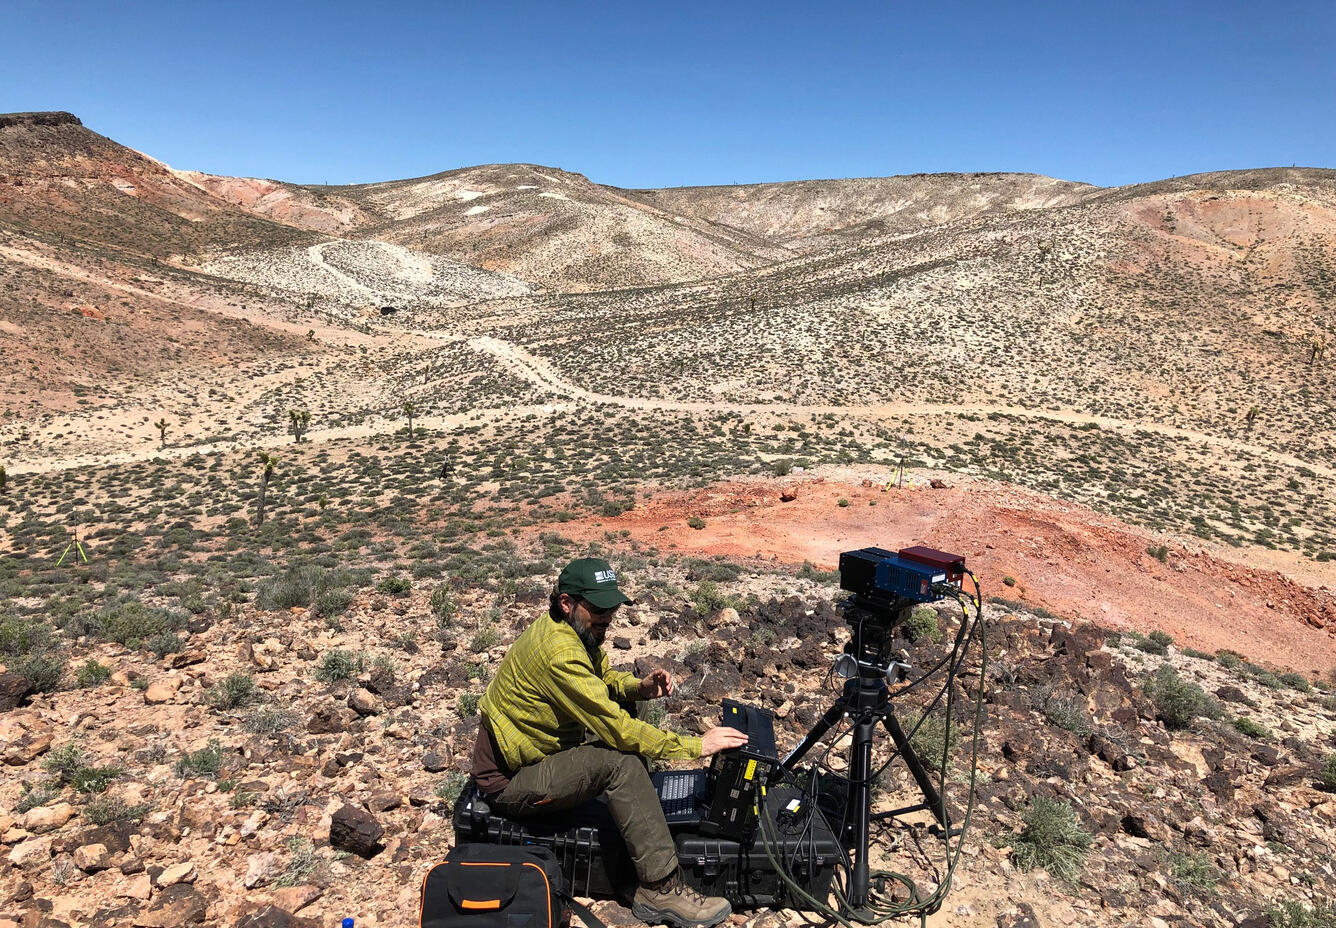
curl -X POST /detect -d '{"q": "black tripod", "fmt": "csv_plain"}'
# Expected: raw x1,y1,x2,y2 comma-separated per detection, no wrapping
776,594,948,913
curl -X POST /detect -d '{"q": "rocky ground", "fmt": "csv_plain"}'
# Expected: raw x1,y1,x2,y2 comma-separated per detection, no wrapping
0,543,1333,928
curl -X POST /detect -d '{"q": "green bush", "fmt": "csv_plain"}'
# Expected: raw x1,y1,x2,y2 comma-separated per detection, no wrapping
96,599,184,648
771,459,793,477
205,672,256,710
1232,716,1270,739
904,607,943,644
375,576,412,596
1278,672,1312,693
1010,796,1092,882
457,691,480,717
76,659,111,688
243,706,300,735
1322,754,1336,791
1168,850,1220,896
469,626,501,653
1146,544,1170,563
686,516,706,530
1144,665,1220,730
312,588,354,618
84,796,153,825
256,564,363,612
146,632,184,658
12,652,64,694
43,743,121,794
430,588,457,627
435,771,469,804
314,650,362,683
176,739,226,778
1266,900,1336,928
1215,649,1243,670
906,710,957,767
1147,630,1173,648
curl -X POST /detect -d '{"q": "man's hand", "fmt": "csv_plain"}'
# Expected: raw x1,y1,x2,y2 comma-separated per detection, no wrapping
700,726,748,757
639,668,674,700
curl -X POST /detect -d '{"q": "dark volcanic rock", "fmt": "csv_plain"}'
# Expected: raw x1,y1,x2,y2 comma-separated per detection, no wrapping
0,671,30,710
306,704,349,734
421,752,448,773
235,905,321,928
0,111,82,129
135,884,208,927
329,804,384,858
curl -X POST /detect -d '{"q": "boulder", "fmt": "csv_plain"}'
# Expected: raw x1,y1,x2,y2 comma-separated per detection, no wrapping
155,861,198,886
7,835,52,868
23,801,75,833
73,842,111,872
328,804,384,858
133,884,208,927
421,752,448,773
235,905,320,928
0,672,29,710
243,851,283,889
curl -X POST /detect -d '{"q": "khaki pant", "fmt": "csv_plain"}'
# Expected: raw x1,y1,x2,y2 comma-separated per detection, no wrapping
489,744,677,884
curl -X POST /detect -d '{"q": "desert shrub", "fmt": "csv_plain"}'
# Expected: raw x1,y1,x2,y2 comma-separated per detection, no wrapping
1215,649,1243,670
682,558,742,583
1232,716,1270,739
1148,630,1173,647
256,564,363,612
1137,632,1169,656
771,459,793,477
84,796,153,826
313,650,362,683
243,706,300,735
469,626,501,653
96,598,184,648
205,672,256,710
43,743,120,794
1181,647,1214,661
16,782,62,813
1010,796,1092,882
906,710,957,767
375,575,412,596
430,588,457,627
904,607,943,644
797,561,839,583
1002,576,1017,587
435,771,469,804
686,516,705,530
312,588,354,618
1146,544,1170,563
275,837,321,887
1266,900,1336,928
146,632,184,658
456,691,480,718
1144,665,1220,730
76,659,111,688
12,651,65,694
1277,672,1312,693
1322,754,1336,791
1038,690,1092,736
1169,851,1221,895
176,739,226,778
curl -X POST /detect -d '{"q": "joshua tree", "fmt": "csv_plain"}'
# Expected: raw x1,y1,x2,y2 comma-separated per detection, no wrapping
402,401,417,439
254,452,276,526
289,409,311,443
1310,336,1328,366
153,418,168,448
1245,405,1260,432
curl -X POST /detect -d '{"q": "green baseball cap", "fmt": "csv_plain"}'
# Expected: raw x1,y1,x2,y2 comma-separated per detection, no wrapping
557,557,633,609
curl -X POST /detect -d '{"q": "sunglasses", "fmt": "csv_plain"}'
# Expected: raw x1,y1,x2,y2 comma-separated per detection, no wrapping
577,598,619,619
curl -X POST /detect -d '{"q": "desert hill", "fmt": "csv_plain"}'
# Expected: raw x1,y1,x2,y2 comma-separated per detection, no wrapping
1,113,1335,928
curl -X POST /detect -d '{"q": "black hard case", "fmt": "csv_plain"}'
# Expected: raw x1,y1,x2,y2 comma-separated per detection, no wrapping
452,781,635,898
675,787,843,908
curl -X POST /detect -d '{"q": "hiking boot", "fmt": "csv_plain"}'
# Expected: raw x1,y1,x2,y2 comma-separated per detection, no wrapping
631,870,731,928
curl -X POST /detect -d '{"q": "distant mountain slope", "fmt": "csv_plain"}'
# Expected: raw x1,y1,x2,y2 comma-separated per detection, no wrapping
628,172,1097,251
0,113,309,259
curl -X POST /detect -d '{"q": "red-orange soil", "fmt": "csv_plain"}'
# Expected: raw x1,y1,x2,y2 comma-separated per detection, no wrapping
559,475,1336,676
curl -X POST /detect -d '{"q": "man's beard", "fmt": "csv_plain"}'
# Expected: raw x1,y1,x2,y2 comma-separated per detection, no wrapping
569,615,604,650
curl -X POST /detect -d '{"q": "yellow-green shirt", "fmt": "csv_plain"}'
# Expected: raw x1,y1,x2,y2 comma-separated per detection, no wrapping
479,613,702,770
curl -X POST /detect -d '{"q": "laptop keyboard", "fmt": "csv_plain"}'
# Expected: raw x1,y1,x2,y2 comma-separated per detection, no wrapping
658,773,699,816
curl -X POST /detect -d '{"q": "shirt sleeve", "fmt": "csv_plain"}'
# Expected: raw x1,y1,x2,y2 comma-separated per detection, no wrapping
543,645,701,760
595,648,644,702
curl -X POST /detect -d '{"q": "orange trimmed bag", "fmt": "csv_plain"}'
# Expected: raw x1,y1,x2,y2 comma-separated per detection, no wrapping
421,844,605,928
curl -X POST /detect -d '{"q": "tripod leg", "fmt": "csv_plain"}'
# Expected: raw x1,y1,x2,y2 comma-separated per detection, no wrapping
847,718,876,911
778,698,847,774
884,713,948,828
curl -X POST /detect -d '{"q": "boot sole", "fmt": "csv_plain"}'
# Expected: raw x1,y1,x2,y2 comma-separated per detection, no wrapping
631,901,732,928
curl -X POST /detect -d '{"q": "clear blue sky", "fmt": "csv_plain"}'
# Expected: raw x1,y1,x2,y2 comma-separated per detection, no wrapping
5,0,1333,189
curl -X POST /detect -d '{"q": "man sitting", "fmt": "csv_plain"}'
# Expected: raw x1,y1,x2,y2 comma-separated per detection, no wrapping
471,557,747,928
